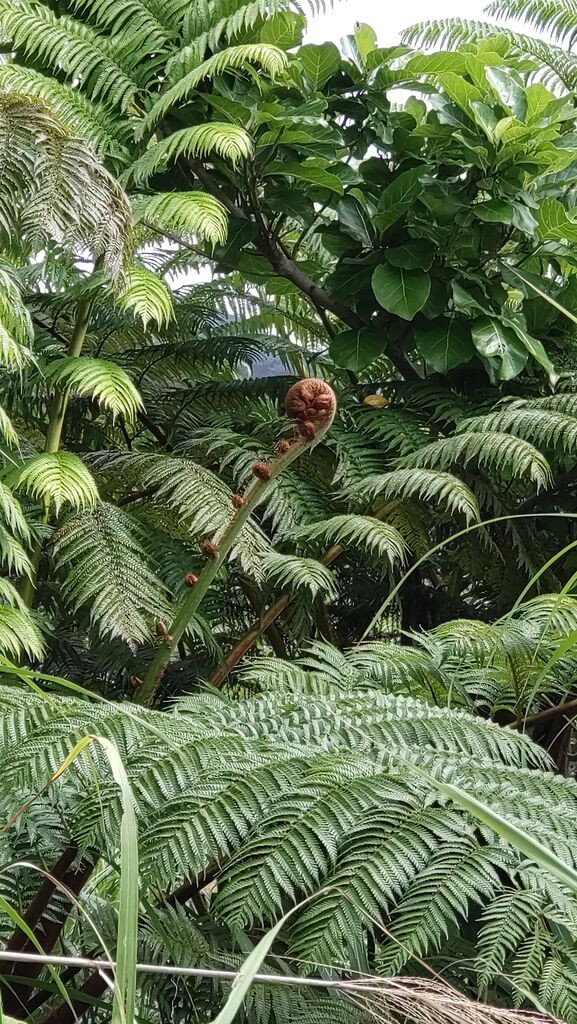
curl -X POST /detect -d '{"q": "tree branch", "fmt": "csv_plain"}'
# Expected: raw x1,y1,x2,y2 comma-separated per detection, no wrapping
188,160,419,378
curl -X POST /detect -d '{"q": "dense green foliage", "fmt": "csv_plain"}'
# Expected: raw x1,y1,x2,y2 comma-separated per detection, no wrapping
1,1,577,1022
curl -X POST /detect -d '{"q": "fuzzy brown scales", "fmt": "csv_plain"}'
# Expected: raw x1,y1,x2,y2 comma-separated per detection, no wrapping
200,539,219,559
184,572,199,587
284,379,336,438
232,494,245,509
252,461,272,481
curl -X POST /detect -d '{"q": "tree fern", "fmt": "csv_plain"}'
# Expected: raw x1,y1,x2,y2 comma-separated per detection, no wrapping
261,552,338,600
117,266,174,330
45,357,143,422
144,43,289,130
0,65,130,163
0,606,44,660
459,406,577,456
0,0,141,111
293,515,409,567
8,452,99,514
347,469,480,524
67,0,171,47
50,503,170,646
0,267,34,370
132,192,229,247
128,124,253,185
400,432,552,490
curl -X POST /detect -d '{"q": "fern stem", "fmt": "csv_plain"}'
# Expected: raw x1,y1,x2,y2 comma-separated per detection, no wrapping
208,506,397,686
44,296,93,454
135,383,336,705
20,291,95,608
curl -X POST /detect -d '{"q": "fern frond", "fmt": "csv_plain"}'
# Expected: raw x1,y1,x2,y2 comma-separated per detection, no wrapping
0,482,30,544
486,0,577,47
0,526,32,578
402,19,577,89
459,406,577,457
67,0,171,48
132,192,229,247
45,357,143,422
0,0,140,111
294,515,408,567
261,552,338,600
400,432,551,490
0,64,130,162
0,267,34,368
347,469,480,524
117,266,174,330
9,453,99,514
144,44,288,130
0,606,44,660
128,124,253,185
50,503,170,647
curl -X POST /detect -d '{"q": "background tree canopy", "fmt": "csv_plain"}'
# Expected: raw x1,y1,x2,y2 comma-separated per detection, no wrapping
2,1,577,1022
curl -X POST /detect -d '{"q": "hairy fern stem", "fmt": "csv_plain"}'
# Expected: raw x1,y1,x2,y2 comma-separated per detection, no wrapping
135,382,337,705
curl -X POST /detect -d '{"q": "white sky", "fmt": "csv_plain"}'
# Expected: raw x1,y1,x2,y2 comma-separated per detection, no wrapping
307,0,491,46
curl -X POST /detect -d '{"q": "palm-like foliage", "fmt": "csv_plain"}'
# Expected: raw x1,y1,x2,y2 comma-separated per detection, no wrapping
2,6,577,1024
1,608,577,1020
404,0,577,90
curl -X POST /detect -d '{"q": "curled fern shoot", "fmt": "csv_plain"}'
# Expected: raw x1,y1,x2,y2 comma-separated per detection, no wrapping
135,379,337,705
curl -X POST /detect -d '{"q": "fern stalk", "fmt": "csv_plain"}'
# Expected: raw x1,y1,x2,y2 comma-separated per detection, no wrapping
135,380,337,705
208,506,398,687
20,290,95,609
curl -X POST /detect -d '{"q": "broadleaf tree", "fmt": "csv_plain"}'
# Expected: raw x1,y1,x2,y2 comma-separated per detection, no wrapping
0,3,577,1023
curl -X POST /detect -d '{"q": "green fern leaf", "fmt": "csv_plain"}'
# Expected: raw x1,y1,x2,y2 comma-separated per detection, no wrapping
0,606,44,661
143,43,288,130
117,266,174,330
132,192,229,247
0,0,140,111
400,432,551,489
293,515,408,567
128,124,253,185
347,468,480,524
50,503,170,647
261,552,338,600
459,405,577,456
45,357,143,422
9,452,99,514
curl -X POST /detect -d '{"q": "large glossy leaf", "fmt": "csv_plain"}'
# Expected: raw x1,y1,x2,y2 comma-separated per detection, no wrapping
415,318,474,373
375,167,425,231
329,327,383,371
260,11,305,49
504,317,558,385
298,43,340,89
486,66,527,121
471,316,528,380
536,198,577,242
263,161,343,194
372,264,431,321
385,239,434,270
336,195,374,246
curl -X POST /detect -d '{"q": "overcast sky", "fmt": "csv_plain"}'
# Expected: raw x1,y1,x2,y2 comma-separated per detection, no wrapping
307,0,492,46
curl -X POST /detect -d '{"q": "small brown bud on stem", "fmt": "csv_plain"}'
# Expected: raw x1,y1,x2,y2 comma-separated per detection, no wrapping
252,461,272,481
184,572,199,587
201,539,219,559
232,493,245,509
